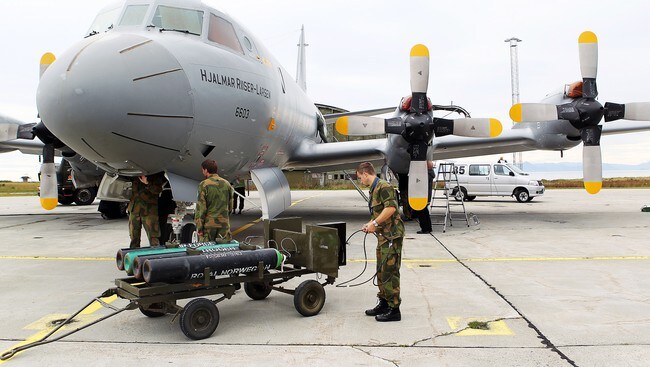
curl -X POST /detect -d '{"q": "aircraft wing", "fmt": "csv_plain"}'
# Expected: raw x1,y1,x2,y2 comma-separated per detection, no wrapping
429,128,537,160
0,139,44,155
322,107,396,124
285,138,387,171
601,120,650,135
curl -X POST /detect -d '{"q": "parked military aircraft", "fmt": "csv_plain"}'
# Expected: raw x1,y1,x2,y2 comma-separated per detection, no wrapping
1,0,649,218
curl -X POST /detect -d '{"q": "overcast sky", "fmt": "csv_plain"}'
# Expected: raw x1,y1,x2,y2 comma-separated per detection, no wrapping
1,0,650,180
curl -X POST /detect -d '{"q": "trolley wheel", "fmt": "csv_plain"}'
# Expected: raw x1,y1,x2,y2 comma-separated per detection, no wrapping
139,302,166,318
180,298,219,340
293,280,326,317
244,280,272,300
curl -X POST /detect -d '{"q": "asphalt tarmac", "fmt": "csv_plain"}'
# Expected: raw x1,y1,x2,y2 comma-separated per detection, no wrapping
1,189,649,366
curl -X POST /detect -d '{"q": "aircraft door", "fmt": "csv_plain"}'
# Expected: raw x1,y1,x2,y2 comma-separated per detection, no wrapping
493,164,517,195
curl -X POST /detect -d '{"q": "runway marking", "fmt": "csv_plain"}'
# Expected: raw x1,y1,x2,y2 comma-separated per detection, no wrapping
447,317,514,336
0,256,113,261
232,218,262,236
290,194,323,207
0,295,117,364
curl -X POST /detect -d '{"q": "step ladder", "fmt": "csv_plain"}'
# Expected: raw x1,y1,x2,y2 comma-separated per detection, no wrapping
429,162,470,232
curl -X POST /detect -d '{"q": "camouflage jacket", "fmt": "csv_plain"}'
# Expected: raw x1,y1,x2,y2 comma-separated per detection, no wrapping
370,179,405,240
195,174,233,232
128,176,163,215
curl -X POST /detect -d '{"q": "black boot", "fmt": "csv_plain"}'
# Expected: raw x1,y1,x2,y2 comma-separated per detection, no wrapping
365,298,389,316
375,306,401,322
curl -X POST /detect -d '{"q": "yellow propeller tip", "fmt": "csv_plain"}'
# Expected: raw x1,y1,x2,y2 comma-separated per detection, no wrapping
335,116,349,135
489,118,502,137
584,181,602,194
578,31,598,44
40,197,58,210
408,197,428,211
40,52,56,65
410,44,429,57
509,104,523,122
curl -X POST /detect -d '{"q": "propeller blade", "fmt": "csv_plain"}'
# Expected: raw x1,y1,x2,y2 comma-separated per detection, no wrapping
0,116,35,142
334,116,386,136
407,159,429,211
578,31,598,98
409,44,429,113
510,103,559,122
39,52,56,80
581,125,602,194
39,144,58,210
443,118,502,138
605,102,650,122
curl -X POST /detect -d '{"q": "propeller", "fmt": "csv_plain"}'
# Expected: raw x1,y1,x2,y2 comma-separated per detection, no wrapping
335,44,502,210
509,31,650,195
0,53,59,209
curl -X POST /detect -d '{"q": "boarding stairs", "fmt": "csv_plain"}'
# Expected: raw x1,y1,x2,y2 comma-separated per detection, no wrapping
429,162,470,232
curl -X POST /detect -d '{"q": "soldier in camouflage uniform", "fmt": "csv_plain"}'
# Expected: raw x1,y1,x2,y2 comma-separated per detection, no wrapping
195,159,233,242
357,162,405,322
128,174,164,248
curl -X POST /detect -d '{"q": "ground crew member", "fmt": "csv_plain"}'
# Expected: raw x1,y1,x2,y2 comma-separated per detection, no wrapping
195,159,233,242
231,176,246,215
128,174,164,248
357,162,405,322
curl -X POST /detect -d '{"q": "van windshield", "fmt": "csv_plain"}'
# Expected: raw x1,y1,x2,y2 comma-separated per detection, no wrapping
507,164,528,175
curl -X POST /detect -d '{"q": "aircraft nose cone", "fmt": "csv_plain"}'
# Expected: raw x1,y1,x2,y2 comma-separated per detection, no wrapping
37,33,193,174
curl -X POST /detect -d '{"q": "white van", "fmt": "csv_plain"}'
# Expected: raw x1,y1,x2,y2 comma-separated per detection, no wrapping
448,163,544,202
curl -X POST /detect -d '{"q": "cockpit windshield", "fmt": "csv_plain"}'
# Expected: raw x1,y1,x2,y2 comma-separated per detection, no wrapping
119,4,149,26
151,5,203,36
87,6,121,36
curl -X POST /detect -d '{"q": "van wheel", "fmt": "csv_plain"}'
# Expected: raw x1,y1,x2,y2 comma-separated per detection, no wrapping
514,188,529,203
453,187,467,201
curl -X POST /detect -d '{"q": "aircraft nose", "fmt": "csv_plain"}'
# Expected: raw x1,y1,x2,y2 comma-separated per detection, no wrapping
37,33,193,174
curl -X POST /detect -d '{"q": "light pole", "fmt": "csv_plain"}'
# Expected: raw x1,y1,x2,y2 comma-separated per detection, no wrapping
505,37,522,168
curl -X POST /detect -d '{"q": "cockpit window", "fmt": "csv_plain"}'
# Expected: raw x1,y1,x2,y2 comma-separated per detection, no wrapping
87,7,120,35
208,14,243,54
119,5,149,26
151,6,203,35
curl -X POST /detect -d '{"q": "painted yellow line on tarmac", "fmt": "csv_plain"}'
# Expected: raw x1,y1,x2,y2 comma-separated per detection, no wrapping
232,218,261,236
349,255,650,263
290,194,323,207
0,256,113,261
447,317,514,336
0,295,118,364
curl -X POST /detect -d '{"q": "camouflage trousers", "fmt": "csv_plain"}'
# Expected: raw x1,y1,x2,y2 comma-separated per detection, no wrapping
376,236,403,308
129,212,160,248
198,227,232,243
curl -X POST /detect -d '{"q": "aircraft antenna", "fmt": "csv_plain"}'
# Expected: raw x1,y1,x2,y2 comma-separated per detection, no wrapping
505,37,523,169
296,25,308,92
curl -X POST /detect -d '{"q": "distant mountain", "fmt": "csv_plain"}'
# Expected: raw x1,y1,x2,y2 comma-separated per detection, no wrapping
522,162,650,171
